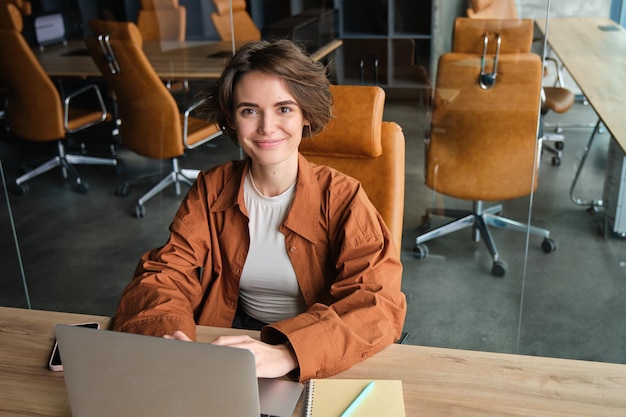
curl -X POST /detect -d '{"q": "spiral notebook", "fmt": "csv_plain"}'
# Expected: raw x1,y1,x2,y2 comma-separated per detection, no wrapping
302,379,405,416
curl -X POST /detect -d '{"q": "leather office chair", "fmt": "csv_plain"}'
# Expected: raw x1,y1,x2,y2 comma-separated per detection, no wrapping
0,0,30,16
86,19,222,218
462,9,576,166
0,3,118,195
540,57,575,166
413,35,557,277
137,0,186,42
299,85,405,251
210,0,260,43
136,0,188,92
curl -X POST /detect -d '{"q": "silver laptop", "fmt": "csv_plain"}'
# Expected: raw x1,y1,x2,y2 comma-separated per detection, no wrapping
55,324,303,417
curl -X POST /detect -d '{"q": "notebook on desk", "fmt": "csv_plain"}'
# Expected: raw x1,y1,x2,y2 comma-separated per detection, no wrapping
55,324,303,417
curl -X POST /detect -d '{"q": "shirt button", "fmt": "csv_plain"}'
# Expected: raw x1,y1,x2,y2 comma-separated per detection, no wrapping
289,247,296,252
316,370,322,377
361,352,368,359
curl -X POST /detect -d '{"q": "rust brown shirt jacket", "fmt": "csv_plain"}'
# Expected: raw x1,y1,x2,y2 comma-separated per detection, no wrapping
113,153,407,381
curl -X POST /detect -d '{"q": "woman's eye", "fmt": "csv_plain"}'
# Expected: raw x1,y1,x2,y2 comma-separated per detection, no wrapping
279,107,292,114
240,108,256,116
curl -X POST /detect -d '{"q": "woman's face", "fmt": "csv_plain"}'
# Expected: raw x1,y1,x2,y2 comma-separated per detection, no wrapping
232,71,309,169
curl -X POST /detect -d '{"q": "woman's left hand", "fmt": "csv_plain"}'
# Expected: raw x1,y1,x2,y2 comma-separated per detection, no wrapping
210,335,298,378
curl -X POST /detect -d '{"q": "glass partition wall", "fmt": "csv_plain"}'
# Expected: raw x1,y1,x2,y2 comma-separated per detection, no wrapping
2,0,625,366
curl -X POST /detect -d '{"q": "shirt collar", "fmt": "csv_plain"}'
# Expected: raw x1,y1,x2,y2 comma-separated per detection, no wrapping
210,154,320,244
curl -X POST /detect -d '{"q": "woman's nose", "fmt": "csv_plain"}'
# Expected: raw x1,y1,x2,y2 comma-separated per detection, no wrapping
257,113,278,135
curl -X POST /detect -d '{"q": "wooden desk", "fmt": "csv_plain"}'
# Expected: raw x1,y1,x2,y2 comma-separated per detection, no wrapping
536,17,626,151
2,306,626,416
35,39,343,80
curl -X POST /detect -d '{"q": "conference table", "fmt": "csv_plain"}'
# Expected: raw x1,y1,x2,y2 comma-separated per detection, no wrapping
536,17,626,151
2,306,626,416
35,39,343,80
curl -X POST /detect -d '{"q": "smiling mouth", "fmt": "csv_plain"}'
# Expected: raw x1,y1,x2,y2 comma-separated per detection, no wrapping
255,139,284,148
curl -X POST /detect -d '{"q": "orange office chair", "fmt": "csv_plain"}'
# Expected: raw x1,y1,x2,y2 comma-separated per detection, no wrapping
136,0,188,91
0,3,118,195
86,19,222,217
137,0,186,42
413,33,556,277
540,57,575,166
0,0,31,16
210,0,260,43
299,85,405,251
461,11,576,166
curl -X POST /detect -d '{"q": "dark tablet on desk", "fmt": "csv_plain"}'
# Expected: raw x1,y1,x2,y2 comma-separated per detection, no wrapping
598,25,620,32
62,48,90,57
207,50,234,59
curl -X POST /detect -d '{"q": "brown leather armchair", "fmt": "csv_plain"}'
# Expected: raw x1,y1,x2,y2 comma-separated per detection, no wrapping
210,0,260,43
86,19,222,217
299,85,405,251
413,36,557,277
0,3,118,195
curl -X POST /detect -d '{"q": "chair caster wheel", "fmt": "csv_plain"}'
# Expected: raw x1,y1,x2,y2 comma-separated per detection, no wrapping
541,238,557,253
551,156,561,166
491,260,508,277
412,243,429,260
116,183,130,197
555,141,564,150
12,183,29,195
75,182,89,194
135,204,145,218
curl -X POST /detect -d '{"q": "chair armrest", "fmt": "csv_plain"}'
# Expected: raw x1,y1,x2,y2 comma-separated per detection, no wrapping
182,98,204,149
63,83,107,132
544,56,565,87
182,98,222,149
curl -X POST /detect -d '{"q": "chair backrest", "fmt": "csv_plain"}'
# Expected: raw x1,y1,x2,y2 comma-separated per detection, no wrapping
0,2,64,141
0,0,31,16
137,0,186,41
467,0,518,19
299,85,405,250
453,17,534,54
426,51,542,201
210,0,260,42
86,19,184,159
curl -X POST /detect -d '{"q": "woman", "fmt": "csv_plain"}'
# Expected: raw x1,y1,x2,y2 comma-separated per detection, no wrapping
113,39,406,382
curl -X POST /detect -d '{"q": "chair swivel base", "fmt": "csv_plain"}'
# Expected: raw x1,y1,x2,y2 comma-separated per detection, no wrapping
413,202,557,277
115,158,199,218
14,141,119,195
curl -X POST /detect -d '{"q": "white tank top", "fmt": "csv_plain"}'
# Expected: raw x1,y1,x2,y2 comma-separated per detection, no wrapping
239,171,306,323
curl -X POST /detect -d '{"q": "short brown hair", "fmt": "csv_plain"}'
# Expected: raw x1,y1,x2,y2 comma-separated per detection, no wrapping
200,40,333,144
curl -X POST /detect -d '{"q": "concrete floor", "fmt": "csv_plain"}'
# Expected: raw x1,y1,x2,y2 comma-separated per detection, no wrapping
1,92,625,365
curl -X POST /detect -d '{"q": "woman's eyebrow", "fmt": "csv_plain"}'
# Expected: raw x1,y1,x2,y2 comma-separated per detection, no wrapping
235,100,299,109
235,101,257,109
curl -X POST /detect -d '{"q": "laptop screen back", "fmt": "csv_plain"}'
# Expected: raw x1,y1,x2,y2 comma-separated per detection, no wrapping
55,324,268,417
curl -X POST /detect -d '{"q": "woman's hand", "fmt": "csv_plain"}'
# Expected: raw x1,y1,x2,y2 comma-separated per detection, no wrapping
210,335,298,378
163,330,193,341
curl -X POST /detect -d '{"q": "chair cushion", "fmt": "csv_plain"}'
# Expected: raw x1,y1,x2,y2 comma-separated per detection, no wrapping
299,85,384,158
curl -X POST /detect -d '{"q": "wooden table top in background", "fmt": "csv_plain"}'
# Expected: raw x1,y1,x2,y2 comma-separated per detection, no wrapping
35,39,343,81
536,17,626,152
1,306,625,416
